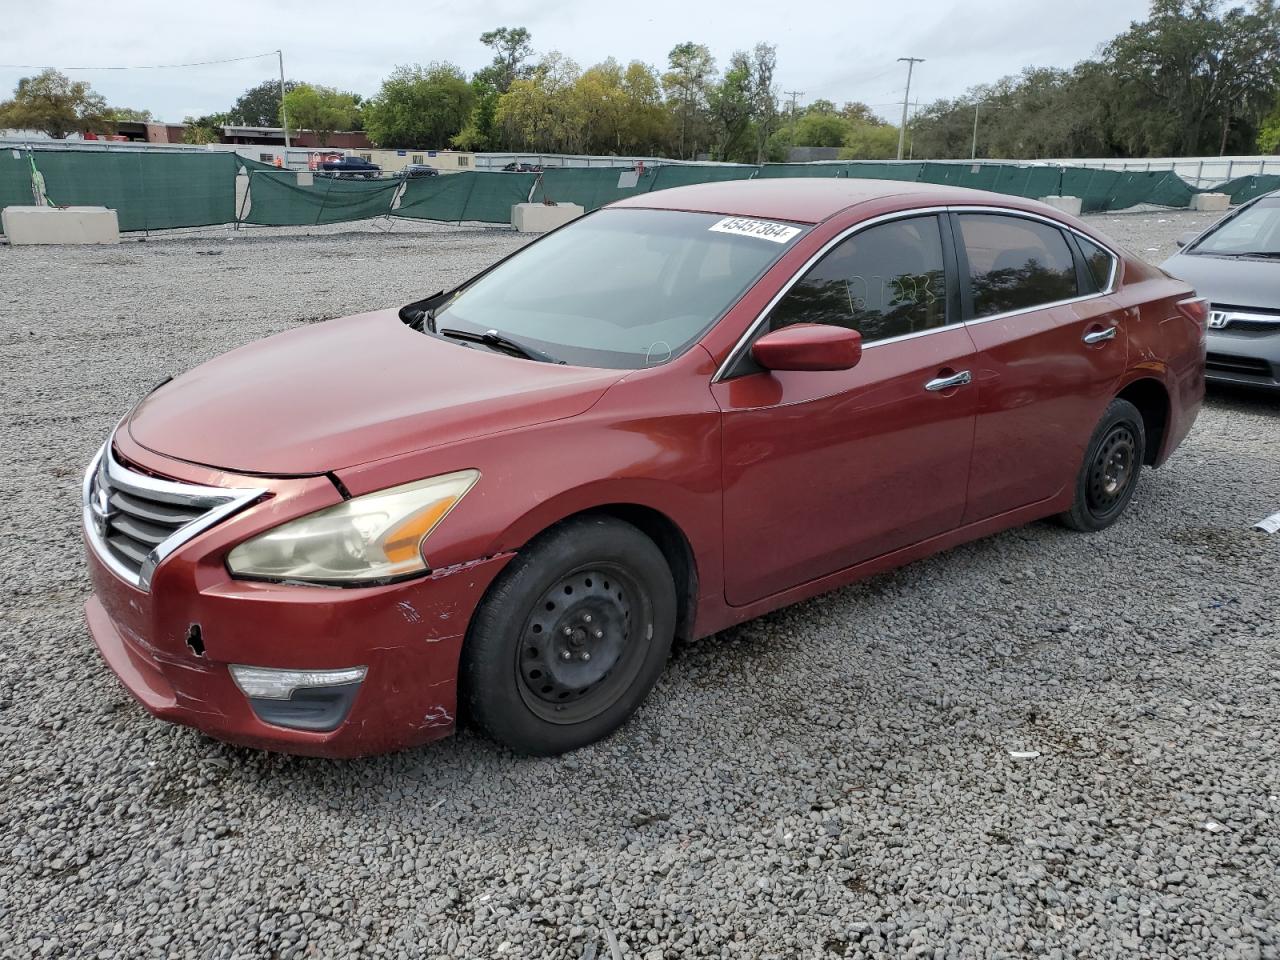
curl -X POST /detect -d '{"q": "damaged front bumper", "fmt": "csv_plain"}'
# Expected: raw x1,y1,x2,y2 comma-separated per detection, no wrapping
82,439,512,758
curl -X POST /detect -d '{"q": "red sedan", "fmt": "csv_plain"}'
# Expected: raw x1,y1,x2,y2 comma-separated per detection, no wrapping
83,180,1206,757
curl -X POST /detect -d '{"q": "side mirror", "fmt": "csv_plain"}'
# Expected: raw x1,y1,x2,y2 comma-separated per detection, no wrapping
751,323,862,372
1175,230,1199,249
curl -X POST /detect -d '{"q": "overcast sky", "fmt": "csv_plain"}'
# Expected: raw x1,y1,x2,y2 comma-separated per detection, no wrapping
3,0,1152,126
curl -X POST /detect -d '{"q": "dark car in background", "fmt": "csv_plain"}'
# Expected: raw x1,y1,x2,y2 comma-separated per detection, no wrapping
502,162,543,173
1162,191,1280,390
398,164,439,178
317,156,381,179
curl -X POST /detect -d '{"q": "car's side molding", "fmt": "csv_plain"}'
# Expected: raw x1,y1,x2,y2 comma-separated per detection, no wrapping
712,204,1122,383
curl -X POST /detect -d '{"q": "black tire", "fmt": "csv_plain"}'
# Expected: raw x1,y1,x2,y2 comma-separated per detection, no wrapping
1058,398,1146,532
459,515,676,755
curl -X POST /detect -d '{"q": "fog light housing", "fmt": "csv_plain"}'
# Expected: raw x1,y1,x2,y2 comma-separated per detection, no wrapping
230,665,366,732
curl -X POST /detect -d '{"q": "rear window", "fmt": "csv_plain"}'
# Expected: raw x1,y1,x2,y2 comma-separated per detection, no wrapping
1075,235,1115,293
957,214,1079,318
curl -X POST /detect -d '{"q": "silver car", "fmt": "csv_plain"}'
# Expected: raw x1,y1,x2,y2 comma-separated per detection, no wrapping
1162,191,1280,390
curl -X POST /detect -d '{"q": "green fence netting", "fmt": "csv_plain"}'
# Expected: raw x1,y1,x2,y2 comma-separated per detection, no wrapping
0,149,238,231
1214,174,1280,204
243,170,401,225
397,171,536,223
1,150,1256,237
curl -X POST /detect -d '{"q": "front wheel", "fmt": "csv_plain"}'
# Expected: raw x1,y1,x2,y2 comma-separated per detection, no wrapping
460,516,676,755
1058,398,1146,532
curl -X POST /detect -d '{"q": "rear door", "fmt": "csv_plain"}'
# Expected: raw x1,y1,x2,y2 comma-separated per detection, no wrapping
953,211,1127,523
713,213,979,606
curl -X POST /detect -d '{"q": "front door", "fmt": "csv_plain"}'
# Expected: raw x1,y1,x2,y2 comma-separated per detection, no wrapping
713,214,979,606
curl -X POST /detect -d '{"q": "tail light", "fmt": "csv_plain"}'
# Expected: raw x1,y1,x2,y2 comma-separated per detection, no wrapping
1177,297,1210,340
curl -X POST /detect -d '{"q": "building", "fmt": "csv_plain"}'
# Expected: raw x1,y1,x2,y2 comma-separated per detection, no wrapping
219,126,372,150
362,149,474,174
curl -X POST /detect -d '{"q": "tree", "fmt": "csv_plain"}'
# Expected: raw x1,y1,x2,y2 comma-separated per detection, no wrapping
1261,96,1280,151
229,78,301,127
363,64,474,148
663,42,716,158
476,27,535,93
495,52,580,152
792,111,849,147
453,78,501,150
709,52,753,161
841,122,900,159
182,114,226,145
107,107,153,122
747,43,779,164
1107,0,1280,154
0,69,112,138
281,84,360,145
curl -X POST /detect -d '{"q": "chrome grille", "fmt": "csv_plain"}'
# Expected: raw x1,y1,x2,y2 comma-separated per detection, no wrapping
83,442,265,591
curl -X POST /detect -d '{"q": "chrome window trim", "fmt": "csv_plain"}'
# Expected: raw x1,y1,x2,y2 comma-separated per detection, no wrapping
711,203,1120,382
83,439,266,592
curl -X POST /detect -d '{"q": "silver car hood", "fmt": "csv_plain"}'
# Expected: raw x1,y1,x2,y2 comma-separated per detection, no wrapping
1160,253,1280,310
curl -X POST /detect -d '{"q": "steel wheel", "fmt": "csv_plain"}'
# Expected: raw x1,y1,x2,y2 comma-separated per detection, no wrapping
1086,423,1137,517
516,563,652,724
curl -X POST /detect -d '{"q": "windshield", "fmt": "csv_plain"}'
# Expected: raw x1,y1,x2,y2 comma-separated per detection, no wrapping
1191,197,1280,256
430,208,808,368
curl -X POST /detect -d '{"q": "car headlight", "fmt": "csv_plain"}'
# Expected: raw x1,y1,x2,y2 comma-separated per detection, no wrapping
226,470,478,584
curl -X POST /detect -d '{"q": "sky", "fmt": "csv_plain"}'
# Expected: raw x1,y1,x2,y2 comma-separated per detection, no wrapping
1,0,1154,125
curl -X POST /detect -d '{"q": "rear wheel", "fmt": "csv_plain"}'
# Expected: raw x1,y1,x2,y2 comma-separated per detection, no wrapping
460,516,676,755
1058,398,1146,532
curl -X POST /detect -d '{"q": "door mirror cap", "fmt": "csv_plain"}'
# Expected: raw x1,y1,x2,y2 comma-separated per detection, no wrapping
1175,230,1200,249
751,324,862,372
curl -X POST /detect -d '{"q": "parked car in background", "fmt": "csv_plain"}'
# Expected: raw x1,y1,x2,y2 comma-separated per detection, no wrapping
398,164,439,179
502,162,542,173
83,179,1205,759
1161,190,1280,390
317,156,381,179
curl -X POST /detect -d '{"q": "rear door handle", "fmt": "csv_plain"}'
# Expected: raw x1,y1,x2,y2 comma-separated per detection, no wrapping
924,370,972,392
1083,326,1118,344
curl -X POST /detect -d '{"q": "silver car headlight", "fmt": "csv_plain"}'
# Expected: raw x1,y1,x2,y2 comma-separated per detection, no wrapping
227,470,478,584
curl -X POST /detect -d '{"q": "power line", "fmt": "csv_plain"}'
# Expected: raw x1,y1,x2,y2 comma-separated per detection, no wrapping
0,51,280,71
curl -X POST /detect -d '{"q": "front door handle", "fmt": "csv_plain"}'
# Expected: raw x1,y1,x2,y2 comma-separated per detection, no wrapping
1083,326,1118,344
924,370,972,392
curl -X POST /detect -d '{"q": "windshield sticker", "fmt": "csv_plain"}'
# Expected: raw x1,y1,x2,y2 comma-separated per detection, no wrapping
708,217,802,244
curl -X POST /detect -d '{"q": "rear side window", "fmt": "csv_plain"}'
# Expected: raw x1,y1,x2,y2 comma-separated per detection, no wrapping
1075,235,1115,293
957,214,1079,318
767,215,948,343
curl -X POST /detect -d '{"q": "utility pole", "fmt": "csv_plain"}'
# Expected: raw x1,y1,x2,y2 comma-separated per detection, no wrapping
277,49,291,151
784,89,804,119
971,103,981,160
896,57,924,161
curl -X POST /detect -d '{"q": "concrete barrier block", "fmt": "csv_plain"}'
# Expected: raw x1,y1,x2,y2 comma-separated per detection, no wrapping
1038,195,1083,217
1191,192,1229,212
512,202,585,233
2,205,120,244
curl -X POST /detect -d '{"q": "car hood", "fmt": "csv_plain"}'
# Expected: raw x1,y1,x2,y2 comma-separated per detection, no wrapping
1160,253,1280,310
126,310,626,475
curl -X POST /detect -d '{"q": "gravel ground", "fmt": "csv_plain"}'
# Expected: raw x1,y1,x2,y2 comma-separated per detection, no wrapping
1,209,1277,960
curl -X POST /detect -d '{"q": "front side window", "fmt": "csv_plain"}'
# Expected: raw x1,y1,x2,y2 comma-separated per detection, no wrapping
958,214,1079,318
429,209,808,369
766,216,948,342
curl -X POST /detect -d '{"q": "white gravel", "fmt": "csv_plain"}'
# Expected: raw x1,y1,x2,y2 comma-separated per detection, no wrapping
2,210,1278,960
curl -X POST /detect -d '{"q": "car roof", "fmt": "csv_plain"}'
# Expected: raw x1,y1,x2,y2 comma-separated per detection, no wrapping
609,177,1064,225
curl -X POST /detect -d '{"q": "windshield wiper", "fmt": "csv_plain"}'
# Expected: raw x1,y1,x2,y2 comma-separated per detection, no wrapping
437,327,565,364
1206,250,1280,259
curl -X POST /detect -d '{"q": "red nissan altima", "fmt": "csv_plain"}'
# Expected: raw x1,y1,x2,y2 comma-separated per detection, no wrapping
83,179,1206,757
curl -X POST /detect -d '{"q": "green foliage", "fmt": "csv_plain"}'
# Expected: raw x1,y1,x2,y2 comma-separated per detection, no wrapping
0,69,113,138
475,27,535,93
363,64,474,149
452,80,501,150
181,114,225,145
108,107,153,122
1261,98,1280,152
911,0,1280,159
841,123,900,160
281,84,361,145
229,79,301,127
792,112,849,147
663,42,716,159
